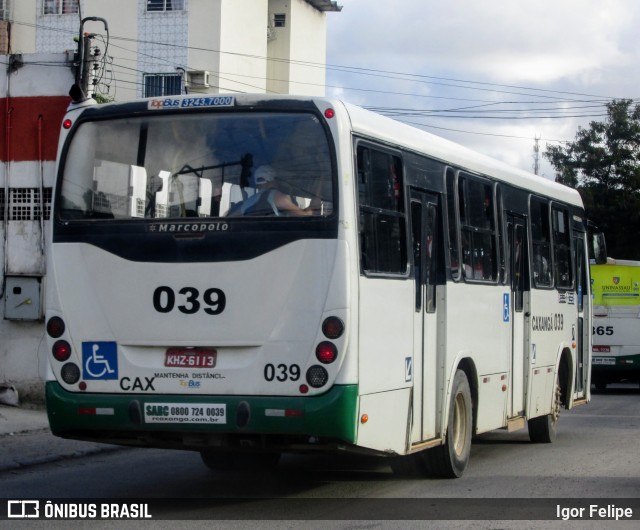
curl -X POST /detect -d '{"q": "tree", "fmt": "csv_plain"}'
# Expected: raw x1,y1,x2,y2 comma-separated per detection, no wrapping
545,100,640,259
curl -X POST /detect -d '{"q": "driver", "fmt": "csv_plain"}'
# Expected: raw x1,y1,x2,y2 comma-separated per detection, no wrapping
230,165,317,216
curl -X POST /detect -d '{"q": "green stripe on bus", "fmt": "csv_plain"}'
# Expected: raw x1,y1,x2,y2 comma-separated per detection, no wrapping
46,381,358,443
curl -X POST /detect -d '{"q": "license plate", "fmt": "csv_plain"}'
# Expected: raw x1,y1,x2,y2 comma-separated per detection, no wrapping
592,356,615,365
165,348,217,368
144,403,226,424
592,346,611,353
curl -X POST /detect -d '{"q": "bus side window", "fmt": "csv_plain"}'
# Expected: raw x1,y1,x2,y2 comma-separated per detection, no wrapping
356,144,407,275
575,235,586,312
552,206,573,289
530,198,553,287
445,168,460,280
459,177,472,278
459,175,497,282
496,184,508,285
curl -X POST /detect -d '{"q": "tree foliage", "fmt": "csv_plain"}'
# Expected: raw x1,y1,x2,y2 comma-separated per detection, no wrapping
545,100,640,259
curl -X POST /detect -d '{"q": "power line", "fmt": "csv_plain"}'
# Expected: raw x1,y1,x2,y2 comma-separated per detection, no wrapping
6,17,635,144
10,18,638,103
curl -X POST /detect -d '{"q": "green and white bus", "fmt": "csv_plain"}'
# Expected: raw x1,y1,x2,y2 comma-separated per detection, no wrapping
45,94,598,478
591,258,640,389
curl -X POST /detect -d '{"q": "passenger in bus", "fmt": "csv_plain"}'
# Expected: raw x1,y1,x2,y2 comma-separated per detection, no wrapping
461,231,473,279
228,165,318,217
534,252,552,285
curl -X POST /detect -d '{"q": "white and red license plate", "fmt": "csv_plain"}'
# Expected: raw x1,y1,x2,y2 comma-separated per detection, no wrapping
164,348,217,368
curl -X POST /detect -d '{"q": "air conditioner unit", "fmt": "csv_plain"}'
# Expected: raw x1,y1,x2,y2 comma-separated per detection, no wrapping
187,70,210,88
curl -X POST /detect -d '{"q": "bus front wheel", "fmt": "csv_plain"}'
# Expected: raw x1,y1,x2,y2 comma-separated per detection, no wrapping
422,369,473,478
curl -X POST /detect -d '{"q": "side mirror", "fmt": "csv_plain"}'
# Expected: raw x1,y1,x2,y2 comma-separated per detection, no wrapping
588,222,607,264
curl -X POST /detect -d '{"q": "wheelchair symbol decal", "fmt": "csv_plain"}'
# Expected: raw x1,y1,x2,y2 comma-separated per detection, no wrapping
82,342,118,380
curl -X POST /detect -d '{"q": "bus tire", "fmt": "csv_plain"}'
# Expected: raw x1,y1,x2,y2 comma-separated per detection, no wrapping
422,369,472,478
200,451,280,472
594,380,607,392
528,380,560,443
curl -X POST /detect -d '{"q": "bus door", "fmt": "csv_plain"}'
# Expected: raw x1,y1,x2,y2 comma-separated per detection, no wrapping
507,213,528,417
409,189,439,442
573,232,588,399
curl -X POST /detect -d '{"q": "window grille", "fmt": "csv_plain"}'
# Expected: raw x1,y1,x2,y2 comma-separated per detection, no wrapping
143,74,182,97
4,188,53,221
0,0,9,21
147,0,185,12
43,0,79,15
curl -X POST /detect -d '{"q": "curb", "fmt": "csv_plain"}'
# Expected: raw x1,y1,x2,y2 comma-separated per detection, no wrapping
0,428,125,473
0,405,125,472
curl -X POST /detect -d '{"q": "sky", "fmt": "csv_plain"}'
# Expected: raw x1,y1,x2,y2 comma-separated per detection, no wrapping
324,0,640,179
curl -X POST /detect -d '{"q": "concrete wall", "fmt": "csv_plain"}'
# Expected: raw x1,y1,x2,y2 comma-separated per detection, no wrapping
289,0,327,95
0,53,73,403
35,0,78,54
267,0,327,96
10,0,37,54
187,0,222,93
84,0,138,101
217,0,268,93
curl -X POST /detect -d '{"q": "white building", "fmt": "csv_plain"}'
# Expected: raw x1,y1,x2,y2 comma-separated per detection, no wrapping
2,0,341,101
0,0,340,402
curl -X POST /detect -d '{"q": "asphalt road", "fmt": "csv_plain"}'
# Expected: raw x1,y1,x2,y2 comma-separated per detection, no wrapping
0,385,638,528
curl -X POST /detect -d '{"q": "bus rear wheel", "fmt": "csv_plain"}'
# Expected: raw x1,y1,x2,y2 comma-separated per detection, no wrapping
593,379,608,392
200,451,281,472
422,370,473,478
528,380,561,443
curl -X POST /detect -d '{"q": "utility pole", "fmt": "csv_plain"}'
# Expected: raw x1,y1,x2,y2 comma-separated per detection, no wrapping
532,135,540,176
70,16,108,102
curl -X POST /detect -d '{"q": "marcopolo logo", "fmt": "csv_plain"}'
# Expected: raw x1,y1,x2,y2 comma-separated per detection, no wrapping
148,222,229,234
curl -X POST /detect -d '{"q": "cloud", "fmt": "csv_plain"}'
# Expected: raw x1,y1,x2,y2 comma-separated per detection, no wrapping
326,0,640,175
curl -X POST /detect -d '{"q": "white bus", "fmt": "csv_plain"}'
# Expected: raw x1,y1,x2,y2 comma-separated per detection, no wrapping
45,94,599,478
591,258,640,389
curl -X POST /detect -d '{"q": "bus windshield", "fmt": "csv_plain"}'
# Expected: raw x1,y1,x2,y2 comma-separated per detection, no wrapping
59,111,334,220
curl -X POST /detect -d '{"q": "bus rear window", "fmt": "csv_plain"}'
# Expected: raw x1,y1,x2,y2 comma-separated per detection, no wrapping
58,112,334,221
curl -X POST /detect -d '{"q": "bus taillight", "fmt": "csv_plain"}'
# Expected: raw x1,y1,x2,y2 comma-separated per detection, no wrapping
316,341,337,364
52,340,72,362
46,316,66,338
322,316,344,339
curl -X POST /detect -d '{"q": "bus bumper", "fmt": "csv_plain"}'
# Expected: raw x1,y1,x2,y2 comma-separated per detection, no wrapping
45,381,358,450
592,352,640,386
